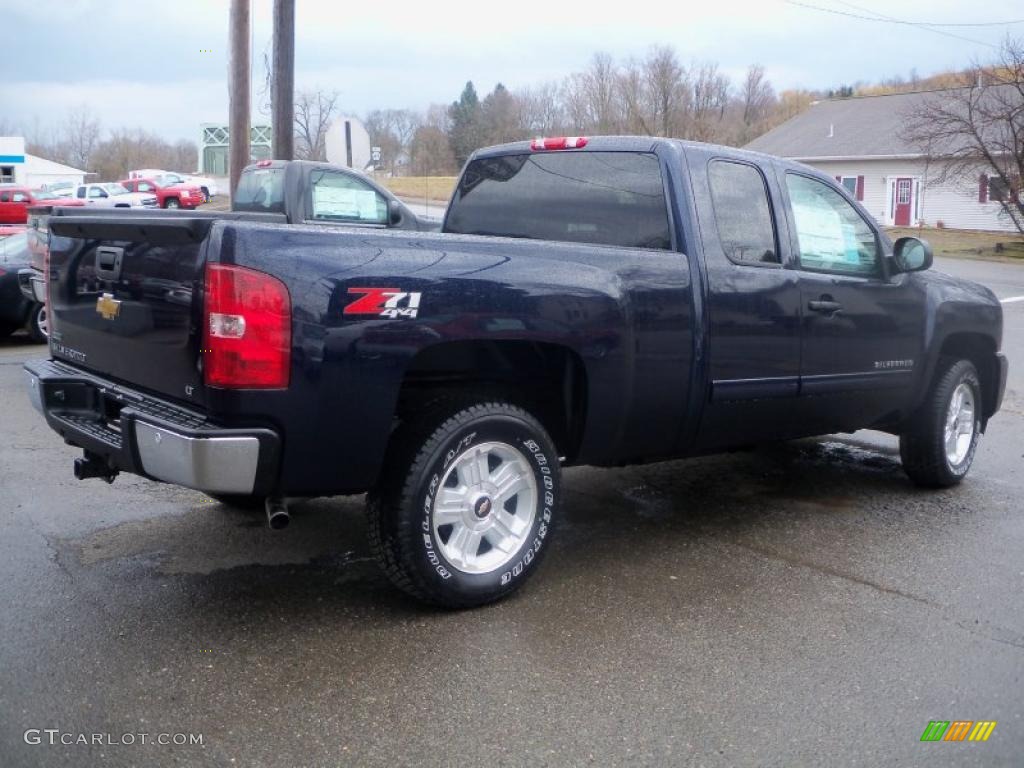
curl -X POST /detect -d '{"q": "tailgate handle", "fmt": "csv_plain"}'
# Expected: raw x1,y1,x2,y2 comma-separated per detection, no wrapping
95,246,124,281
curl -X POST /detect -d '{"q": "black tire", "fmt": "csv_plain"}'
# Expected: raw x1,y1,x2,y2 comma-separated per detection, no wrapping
0,321,17,337
207,493,266,510
201,187,210,203
26,303,48,343
900,358,982,488
367,400,560,608
165,197,180,209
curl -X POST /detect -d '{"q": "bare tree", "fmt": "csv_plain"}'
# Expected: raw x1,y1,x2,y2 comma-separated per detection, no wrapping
563,52,620,133
57,106,102,171
689,62,731,142
366,108,421,175
644,46,687,137
903,38,1024,234
294,89,339,161
738,64,776,144
515,82,565,136
410,104,456,176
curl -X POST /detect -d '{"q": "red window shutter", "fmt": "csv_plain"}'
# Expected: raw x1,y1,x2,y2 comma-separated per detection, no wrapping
835,175,842,183
855,175,865,201
979,174,988,203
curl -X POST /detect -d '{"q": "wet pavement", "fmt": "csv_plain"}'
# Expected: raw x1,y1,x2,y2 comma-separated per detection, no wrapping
0,256,1022,767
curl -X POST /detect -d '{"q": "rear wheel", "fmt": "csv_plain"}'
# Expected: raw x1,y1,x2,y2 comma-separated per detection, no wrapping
367,400,560,608
26,303,48,343
201,187,211,203
900,358,982,487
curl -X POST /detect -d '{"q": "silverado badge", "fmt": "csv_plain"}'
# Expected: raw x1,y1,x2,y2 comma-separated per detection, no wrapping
96,292,122,320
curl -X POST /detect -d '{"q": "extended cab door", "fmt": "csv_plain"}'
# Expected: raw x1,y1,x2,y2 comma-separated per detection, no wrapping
686,148,803,451
778,169,924,433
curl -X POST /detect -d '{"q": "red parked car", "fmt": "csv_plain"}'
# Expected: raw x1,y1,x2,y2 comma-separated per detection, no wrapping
119,177,204,209
0,186,85,224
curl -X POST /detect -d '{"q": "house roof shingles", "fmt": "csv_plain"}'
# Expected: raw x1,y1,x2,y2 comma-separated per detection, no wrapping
743,90,941,159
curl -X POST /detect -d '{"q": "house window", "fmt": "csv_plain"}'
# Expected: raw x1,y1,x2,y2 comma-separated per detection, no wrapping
989,176,1019,203
0,166,14,183
840,177,858,196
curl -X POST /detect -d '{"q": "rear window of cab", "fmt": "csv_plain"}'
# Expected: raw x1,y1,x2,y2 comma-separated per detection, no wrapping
445,151,671,250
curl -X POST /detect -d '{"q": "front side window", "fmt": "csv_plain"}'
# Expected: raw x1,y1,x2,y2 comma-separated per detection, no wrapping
708,160,777,265
87,187,106,199
786,174,879,276
310,170,387,224
12,192,29,202
446,151,671,250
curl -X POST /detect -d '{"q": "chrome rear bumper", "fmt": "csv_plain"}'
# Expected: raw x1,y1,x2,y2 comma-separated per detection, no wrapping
25,359,279,495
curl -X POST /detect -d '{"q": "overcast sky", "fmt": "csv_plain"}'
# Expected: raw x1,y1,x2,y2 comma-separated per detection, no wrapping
2,0,1018,143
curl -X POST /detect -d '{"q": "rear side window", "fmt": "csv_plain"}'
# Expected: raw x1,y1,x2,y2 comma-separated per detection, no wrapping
234,168,285,213
445,151,671,250
707,160,778,264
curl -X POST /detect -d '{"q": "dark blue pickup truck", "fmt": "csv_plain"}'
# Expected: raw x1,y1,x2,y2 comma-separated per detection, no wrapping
25,136,1007,607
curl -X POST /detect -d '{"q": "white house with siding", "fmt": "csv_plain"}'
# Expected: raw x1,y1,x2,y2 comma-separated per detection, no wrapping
744,89,1016,232
0,136,87,189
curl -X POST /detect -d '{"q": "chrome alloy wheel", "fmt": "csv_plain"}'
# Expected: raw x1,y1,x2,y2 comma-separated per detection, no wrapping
944,382,975,466
432,441,538,574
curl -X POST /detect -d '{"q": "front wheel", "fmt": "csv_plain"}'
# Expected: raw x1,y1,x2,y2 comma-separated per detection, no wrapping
900,358,982,488
165,197,180,209
367,401,560,608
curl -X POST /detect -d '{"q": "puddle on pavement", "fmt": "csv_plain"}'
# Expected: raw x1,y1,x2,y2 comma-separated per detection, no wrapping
65,497,367,576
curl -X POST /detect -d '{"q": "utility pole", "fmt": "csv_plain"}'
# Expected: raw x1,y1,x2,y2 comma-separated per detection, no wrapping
228,0,251,197
271,0,295,160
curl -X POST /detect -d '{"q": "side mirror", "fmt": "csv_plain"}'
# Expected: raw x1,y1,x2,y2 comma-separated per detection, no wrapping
388,199,404,227
893,236,933,273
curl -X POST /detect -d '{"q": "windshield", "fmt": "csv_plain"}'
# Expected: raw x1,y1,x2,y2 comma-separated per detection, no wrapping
103,184,129,195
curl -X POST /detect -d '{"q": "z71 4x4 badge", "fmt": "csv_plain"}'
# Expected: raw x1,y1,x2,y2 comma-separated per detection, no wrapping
344,287,423,319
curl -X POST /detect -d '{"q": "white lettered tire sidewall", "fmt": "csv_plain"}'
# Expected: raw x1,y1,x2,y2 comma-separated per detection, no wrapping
413,412,558,604
945,367,982,478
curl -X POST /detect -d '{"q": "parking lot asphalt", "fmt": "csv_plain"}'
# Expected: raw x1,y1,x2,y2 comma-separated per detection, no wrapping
0,256,1022,767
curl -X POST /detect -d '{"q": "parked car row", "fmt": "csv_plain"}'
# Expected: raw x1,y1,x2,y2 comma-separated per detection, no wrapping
0,185,84,224
127,169,219,202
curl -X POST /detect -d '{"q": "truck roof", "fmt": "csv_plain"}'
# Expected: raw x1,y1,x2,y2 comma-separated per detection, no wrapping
469,135,831,183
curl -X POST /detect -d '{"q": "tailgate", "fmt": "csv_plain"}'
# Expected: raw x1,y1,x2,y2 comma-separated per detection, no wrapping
47,213,216,407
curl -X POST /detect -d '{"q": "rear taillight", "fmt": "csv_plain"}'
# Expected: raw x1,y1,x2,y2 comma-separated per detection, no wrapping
530,136,588,151
203,263,291,389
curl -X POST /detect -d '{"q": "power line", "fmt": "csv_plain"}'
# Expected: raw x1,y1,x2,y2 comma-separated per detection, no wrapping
831,0,1024,27
783,0,1002,48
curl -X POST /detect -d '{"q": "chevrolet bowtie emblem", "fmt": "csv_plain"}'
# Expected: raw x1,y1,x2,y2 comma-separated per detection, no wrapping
96,292,121,320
